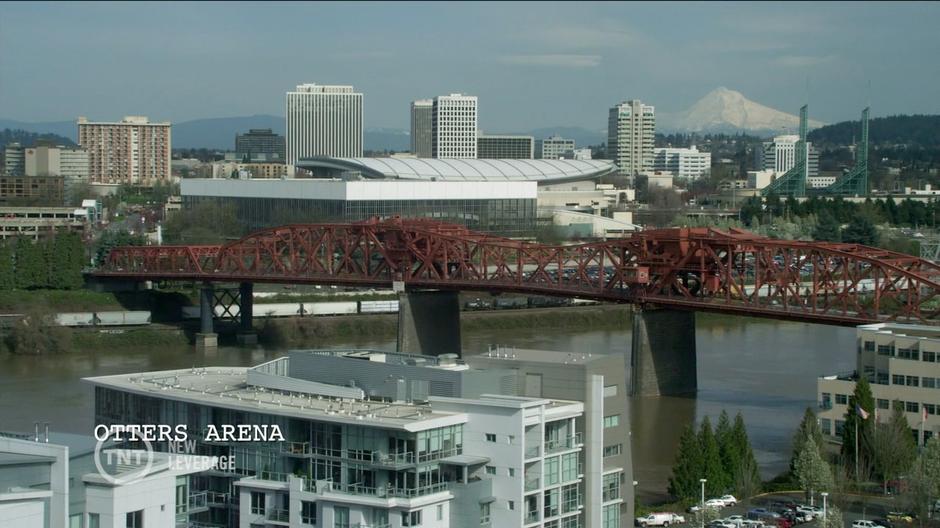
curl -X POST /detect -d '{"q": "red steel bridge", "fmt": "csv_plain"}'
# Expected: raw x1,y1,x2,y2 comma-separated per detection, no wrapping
93,217,940,326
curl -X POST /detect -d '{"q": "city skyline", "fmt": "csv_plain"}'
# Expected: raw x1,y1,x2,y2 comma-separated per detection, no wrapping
1,2,938,132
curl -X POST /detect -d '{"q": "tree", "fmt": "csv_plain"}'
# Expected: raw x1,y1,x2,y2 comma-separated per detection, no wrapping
14,237,45,289
669,424,704,502
812,210,841,242
700,417,730,495
0,242,14,290
794,434,834,505
841,376,876,482
904,437,940,521
872,401,917,494
716,411,739,488
842,215,879,246
791,407,826,473
731,413,762,497
5,308,71,355
821,505,843,528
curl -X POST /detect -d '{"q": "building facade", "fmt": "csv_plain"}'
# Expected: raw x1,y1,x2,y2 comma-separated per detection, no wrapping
86,349,591,528
432,94,478,159
757,135,819,179
24,145,90,193
286,84,364,166
535,136,576,160
0,175,64,205
607,101,655,178
4,142,25,176
77,116,171,186
477,135,534,159
817,323,940,447
652,146,710,180
0,205,96,239
235,129,286,163
410,100,433,158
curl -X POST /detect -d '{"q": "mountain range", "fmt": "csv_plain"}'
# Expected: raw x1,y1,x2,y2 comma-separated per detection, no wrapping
0,88,843,151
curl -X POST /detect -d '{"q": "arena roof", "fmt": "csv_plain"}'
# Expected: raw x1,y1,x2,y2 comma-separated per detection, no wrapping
297,157,616,184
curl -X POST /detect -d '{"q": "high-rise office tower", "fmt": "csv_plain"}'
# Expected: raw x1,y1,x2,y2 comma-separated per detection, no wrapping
757,135,819,178
536,136,576,160
410,100,433,158
432,94,478,159
286,83,363,166
607,100,655,177
477,134,534,159
235,129,286,163
77,116,171,185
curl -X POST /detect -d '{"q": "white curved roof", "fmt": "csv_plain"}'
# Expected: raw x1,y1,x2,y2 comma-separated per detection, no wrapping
297,157,617,183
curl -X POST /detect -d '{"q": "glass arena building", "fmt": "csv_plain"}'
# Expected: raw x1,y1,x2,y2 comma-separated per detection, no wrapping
180,157,617,237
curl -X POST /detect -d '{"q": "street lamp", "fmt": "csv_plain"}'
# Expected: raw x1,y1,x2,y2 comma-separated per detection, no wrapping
821,492,829,526
700,478,708,528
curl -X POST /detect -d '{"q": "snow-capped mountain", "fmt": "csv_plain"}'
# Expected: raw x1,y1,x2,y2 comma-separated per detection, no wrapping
658,87,825,134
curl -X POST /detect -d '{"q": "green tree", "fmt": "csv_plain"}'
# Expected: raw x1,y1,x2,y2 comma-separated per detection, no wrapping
49,232,84,290
872,401,917,493
0,242,14,290
812,210,841,242
791,407,826,473
841,376,876,482
794,434,834,506
902,436,939,520
700,417,729,495
5,308,71,355
842,215,879,246
716,411,739,485
731,413,761,497
821,505,843,528
14,237,45,289
668,424,704,502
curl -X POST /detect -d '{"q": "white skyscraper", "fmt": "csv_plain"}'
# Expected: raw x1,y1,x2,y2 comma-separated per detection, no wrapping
286,83,363,167
758,135,819,178
607,100,655,177
653,146,711,180
432,94,478,159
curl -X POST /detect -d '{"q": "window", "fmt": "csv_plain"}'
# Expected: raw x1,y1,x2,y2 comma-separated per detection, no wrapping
907,376,920,387
88,514,100,528
864,340,875,351
175,475,188,515
604,385,618,398
923,377,937,389
335,506,350,528
485,465,496,475
906,401,920,413
480,503,491,525
604,504,621,528
437,505,444,521
878,344,894,356
924,351,937,362
877,399,890,409
925,403,937,416
835,420,846,436
508,468,515,477
563,483,580,513
835,394,848,405
70,515,82,528
561,453,578,481
876,371,890,385
485,433,496,443
509,501,515,510
604,444,622,457
603,415,620,428
563,515,582,528
251,492,265,515
898,348,919,360
545,456,560,485
544,488,560,518
301,502,316,525
821,392,832,408
125,511,143,528
893,375,906,385
820,418,832,435
603,472,621,502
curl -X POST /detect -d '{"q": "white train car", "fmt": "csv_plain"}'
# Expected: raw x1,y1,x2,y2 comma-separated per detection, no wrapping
255,303,304,317
55,313,96,327
358,300,400,314
95,311,151,326
305,302,358,316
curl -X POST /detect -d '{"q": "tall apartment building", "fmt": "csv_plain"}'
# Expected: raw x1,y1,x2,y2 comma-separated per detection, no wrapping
286,83,363,166
410,99,433,158
4,142,25,176
77,116,171,186
607,100,655,177
535,136,576,160
653,146,711,180
817,323,940,447
432,94,478,159
86,349,598,528
477,134,534,159
757,135,819,178
235,128,285,163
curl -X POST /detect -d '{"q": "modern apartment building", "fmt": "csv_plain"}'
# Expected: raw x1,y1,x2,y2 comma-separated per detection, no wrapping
286,83,363,166
756,135,819,179
410,100,433,158
432,94,478,159
607,100,655,178
24,145,90,189
77,116,171,186
4,142,25,176
535,136,576,160
466,346,631,528
85,349,596,528
817,323,940,446
235,128,286,163
477,134,534,159
652,146,711,180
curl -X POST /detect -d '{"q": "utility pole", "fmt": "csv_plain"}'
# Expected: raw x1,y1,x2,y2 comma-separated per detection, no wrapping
700,478,707,528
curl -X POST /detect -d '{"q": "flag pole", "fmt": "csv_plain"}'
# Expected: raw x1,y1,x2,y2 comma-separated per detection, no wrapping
855,417,859,482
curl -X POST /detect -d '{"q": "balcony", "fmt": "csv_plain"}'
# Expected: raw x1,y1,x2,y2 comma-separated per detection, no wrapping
525,477,540,492
280,441,311,456
524,445,540,459
316,480,450,499
351,524,391,528
525,510,540,524
205,491,231,507
267,508,290,523
544,433,583,454
187,492,208,513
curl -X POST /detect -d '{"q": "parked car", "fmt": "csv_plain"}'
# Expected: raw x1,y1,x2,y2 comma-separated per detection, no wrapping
795,506,821,519
706,499,727,509
774,519,792,528
886,512,914,523
747,509,781,521
720,495,739,506
871,519,894,528
724,515,745,526
636,513,686,527
853,521,888,528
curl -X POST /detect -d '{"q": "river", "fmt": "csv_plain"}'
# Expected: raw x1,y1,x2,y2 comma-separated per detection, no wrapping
0,313,855,503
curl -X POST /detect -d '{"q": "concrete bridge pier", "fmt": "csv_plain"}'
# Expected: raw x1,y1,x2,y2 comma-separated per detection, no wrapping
195,283,218,351
236,282,257,346
630,307,697,397
397,289,462,357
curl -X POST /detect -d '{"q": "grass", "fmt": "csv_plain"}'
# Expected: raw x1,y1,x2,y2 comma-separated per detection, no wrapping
0,289,124,312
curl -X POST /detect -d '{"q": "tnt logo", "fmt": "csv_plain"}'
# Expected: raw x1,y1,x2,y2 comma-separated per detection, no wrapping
93,430,154,486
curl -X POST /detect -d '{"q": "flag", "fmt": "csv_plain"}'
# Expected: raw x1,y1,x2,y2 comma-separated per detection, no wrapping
924,406,929,423
856,404,870,420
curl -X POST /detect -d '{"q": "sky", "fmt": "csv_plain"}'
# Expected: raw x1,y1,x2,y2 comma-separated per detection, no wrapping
1,1,938,132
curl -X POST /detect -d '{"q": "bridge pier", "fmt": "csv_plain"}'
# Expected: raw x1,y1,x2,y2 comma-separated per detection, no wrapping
236,282,257,346
630,307,697,397
397,290,462,357
195,283,218,351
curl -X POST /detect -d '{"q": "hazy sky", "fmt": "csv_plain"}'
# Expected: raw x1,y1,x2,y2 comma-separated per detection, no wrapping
1,1,937,131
